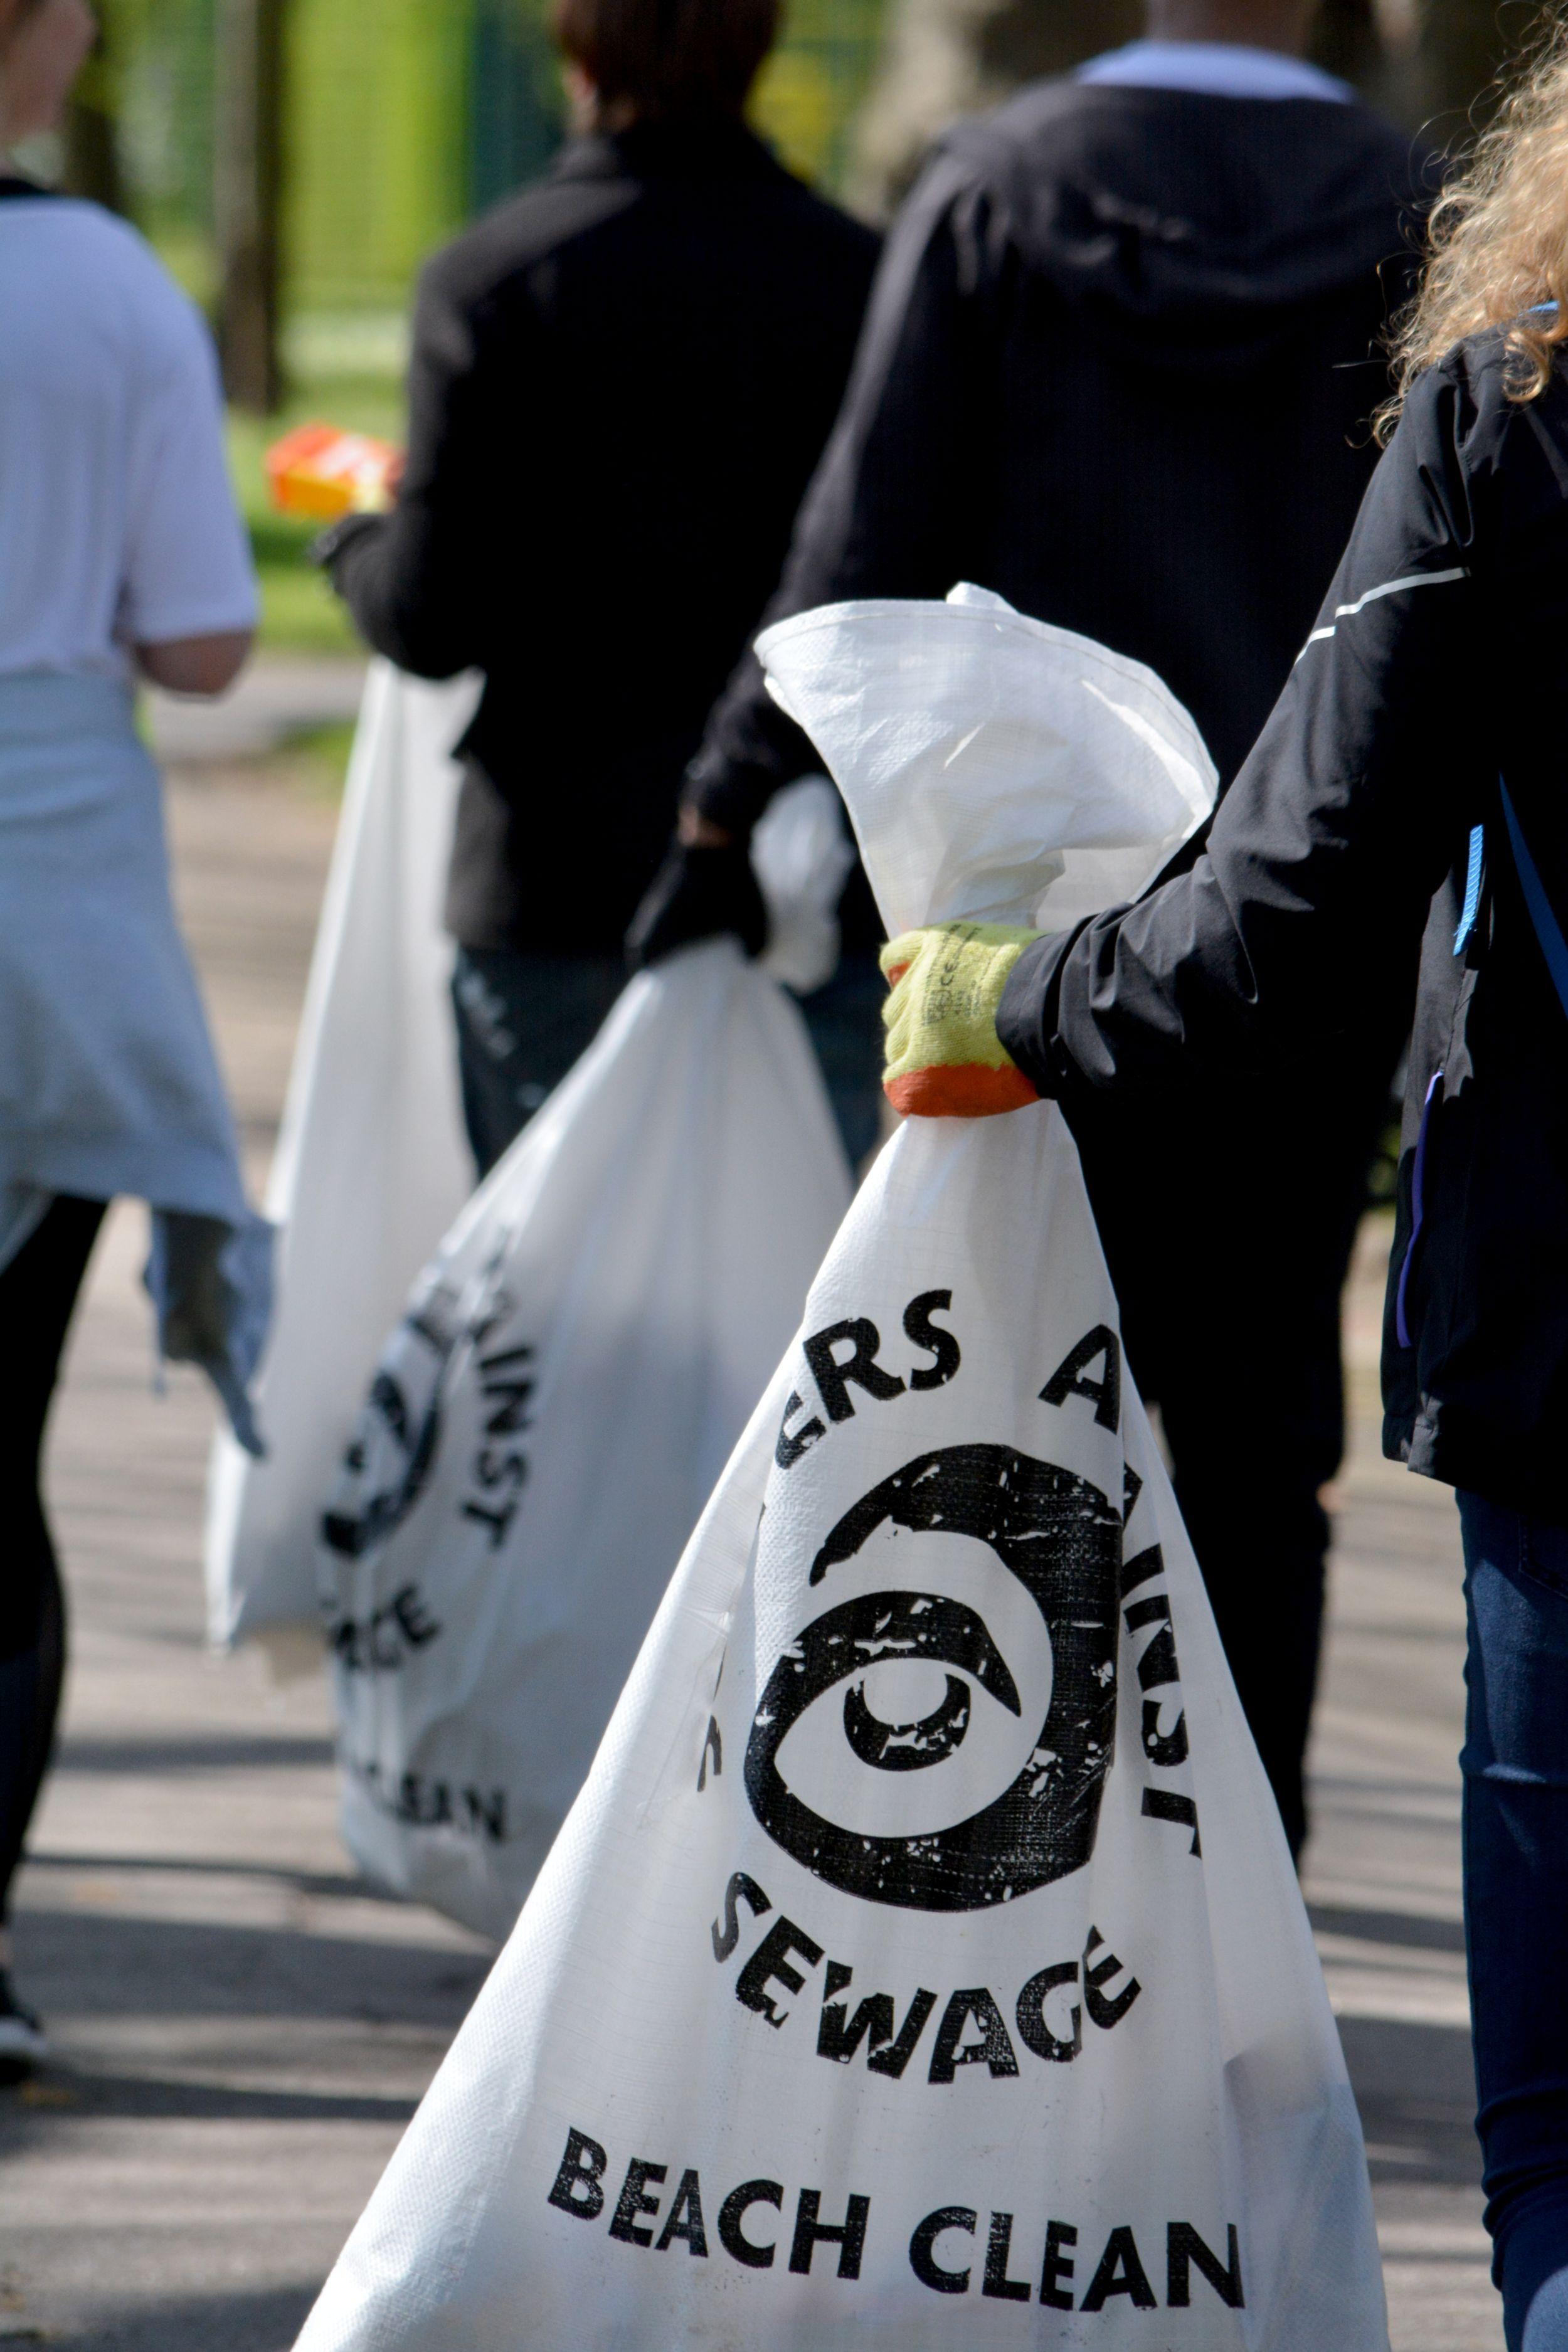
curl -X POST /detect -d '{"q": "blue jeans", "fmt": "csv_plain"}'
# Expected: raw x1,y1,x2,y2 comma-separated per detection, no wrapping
451,945,886,1180
1458,1491,1568,2350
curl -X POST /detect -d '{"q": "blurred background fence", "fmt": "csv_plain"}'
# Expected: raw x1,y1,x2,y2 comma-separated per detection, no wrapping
29,0,1560,646
63,0,884,369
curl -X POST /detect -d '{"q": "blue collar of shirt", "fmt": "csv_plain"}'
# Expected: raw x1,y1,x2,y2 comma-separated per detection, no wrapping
1076,40,1352,103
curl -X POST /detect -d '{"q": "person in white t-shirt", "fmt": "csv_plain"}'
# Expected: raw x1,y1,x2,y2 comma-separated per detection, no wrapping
0,0,263,2077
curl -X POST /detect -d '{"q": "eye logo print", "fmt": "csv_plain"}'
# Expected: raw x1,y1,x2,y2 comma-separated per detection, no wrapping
744,1445,1122,1910
320,1289,464,1560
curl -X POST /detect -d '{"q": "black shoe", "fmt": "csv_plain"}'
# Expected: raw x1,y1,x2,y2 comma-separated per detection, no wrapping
0,1970,46,2080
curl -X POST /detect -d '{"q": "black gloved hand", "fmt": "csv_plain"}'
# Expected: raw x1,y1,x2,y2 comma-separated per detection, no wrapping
625,835,768,971
308,511,386,575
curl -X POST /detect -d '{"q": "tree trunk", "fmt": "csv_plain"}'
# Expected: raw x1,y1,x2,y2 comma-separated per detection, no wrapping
1310,0,1433,127
1313,0,1380,82
846,0,1559,215
1415,0,1550,140
216,0,287,413
61,14,126,215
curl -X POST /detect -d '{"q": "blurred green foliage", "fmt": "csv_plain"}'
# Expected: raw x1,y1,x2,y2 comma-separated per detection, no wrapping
95,0,887,647
751,0,884,192
103,0,884,317
109,0,218,300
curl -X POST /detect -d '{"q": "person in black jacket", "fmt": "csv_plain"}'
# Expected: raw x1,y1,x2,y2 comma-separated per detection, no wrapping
633,0,1429,1857
319,0,878,1175
880,33,1568,2338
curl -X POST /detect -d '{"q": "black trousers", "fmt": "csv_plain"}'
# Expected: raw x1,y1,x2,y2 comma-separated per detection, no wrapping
450,943,887,1180
0,1195,105,1924
1158,1321,1339,1863
1069,1053,1389,1862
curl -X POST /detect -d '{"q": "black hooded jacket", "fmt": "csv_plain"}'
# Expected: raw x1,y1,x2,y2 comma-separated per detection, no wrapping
998,334,1568,1518
326,120,877,954
688,77,1431,1434
689,76,1429,835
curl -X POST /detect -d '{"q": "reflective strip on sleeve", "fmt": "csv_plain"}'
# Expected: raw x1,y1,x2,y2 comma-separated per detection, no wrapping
1295,566,1470,662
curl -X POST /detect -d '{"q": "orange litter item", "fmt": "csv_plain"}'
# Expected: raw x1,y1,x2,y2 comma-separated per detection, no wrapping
266,422,401,521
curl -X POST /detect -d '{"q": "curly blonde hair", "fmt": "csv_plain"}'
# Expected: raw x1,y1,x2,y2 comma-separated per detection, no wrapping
1380,10,1568,441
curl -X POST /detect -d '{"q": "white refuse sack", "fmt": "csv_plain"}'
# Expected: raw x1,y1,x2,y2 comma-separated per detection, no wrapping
319,781,855,1939
204,662,477,1661
296,586,1389,2352
204,659,853,1670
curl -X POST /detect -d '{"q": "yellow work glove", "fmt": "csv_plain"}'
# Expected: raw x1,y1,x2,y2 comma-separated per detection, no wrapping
880,921,1041,1117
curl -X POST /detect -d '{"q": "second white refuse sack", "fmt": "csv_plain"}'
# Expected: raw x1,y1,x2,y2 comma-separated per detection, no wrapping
322,890,853,1940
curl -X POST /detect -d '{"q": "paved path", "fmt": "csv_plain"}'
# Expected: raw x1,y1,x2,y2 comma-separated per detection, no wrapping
1308,1259,1493,2348
144,659,368,768
0,690,1498,2348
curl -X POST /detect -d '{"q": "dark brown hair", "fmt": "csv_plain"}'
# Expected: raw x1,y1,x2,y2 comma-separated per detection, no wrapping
0,0,48,39
552,0,780,122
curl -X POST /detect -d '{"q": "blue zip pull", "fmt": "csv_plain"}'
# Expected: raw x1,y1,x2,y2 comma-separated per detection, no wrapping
1454,823,1485,955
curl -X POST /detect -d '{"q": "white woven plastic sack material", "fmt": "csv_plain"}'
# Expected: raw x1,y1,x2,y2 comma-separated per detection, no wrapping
751,771,854,993
204,657,847,1671
319,802,854,1939
203,665,477,1667
295,587,1389,2352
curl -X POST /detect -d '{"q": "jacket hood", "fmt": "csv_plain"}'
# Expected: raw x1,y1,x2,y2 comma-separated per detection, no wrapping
941,80,1433,368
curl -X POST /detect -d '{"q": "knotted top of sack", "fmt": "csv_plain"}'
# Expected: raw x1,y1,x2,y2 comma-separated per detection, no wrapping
758,583,1217,937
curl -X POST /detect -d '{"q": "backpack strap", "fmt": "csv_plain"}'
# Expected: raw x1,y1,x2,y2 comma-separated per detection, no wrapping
1500,780,1568,1020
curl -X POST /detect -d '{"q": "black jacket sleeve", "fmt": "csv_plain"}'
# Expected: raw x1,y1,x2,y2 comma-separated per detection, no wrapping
996,358,1490,1101
1001,359,1504,1110
685,152,1005,835
325,254,535,679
